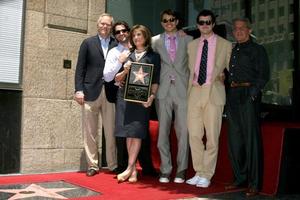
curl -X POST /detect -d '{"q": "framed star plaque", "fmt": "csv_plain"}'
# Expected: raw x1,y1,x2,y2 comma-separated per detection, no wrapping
124,62,154,103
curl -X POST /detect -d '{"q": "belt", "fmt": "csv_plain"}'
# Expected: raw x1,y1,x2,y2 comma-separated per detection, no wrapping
230,81,251,88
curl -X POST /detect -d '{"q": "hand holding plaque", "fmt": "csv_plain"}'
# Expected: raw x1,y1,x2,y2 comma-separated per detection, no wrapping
124,62,154,103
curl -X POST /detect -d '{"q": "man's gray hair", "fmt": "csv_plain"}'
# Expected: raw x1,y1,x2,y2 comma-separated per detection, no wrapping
97,13,114,25
232,17,252,29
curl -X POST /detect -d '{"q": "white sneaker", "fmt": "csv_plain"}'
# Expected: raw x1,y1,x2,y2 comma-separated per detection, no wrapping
186,175,204,185
159,175,170,183
174,177,185,183
196,178,210,188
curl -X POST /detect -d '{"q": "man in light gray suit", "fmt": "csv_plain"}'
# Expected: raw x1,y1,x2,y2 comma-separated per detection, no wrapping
152,9,193,184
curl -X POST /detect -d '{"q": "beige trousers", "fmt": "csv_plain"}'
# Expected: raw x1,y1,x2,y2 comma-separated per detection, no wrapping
187,86,224,180
82,88,117,171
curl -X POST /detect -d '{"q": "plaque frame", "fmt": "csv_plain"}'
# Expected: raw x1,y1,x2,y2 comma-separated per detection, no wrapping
124,62,154,103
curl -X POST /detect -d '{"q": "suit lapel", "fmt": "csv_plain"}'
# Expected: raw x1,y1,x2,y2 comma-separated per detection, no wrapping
108,36,116,51
212,36,222,78
94,35,116,59
174,37,184,63
93,35,104,58
158,34,171,63
129,51,137,62
190,39,199,80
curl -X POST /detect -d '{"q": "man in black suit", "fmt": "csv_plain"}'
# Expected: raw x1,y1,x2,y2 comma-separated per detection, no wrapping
75,13,118,177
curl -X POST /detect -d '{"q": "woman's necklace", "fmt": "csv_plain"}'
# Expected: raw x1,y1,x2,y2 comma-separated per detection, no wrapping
135,49,146,61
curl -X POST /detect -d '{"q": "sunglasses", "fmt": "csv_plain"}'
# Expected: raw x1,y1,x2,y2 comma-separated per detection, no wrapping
162,18,176,23
115,29,128,35
197,20,212,26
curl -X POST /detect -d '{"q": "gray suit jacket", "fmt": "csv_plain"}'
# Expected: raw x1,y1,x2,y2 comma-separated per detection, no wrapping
152,33,193,99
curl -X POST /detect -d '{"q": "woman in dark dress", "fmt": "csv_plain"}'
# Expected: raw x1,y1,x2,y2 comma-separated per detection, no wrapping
115,24,161,183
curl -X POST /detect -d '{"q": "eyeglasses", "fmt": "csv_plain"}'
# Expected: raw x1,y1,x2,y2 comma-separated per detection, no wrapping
115,29,128,35
197,20,212,26
162,18,176,23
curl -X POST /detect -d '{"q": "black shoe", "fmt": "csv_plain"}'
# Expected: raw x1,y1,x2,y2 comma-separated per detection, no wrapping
245,188,259,197
142,168,159,177
86,169,98,177
112,167,125,174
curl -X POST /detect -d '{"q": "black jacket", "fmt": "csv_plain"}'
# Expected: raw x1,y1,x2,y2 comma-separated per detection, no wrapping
75,35,118,102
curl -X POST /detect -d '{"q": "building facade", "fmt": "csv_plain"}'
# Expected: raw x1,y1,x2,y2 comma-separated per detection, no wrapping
1,0,107,174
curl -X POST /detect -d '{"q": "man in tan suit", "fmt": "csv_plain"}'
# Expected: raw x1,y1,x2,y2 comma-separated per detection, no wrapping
186,9,232,188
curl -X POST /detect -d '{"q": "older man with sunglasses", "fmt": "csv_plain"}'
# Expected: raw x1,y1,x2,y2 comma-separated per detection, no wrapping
185,9,232,188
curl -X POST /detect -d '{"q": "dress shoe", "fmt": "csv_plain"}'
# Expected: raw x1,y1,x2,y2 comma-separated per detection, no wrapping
186,175,204,185
142,169,159,177
245,188,259,197
225,184,239,190
225,181,247,190
112,168,122,174
86,169,98,177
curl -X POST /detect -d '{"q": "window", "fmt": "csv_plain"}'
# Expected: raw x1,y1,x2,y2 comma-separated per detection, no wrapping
288,22,294,32
259,12,265,20
268,9,275,19
259,29,265,36
0,0,24,89
232,2,237,11
279,6,285,17
278,24,285,33
269,27,275,35
289,4,294,14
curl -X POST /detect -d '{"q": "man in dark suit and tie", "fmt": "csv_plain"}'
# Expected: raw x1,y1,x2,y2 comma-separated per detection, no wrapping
74,13,118,176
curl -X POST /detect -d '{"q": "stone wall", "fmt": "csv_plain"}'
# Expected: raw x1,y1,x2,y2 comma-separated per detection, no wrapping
20,0,106,173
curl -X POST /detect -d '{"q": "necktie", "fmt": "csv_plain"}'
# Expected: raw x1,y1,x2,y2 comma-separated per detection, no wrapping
168,36,176,62
198,39,208,85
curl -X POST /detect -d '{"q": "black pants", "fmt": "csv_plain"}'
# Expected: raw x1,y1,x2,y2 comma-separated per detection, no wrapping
226,87,263,190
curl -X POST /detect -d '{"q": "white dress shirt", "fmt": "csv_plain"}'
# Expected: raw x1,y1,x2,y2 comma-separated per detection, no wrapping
103,43,129,82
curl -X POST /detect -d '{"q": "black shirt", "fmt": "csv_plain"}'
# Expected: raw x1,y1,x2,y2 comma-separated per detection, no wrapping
228,39,270,96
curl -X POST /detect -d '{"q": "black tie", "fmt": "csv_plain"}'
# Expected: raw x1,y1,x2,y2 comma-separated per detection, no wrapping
198,39,208,85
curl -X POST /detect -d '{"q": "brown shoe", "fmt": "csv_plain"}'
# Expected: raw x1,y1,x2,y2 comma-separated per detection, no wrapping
225,184,239,190
245,188,259,197
86,169,98,177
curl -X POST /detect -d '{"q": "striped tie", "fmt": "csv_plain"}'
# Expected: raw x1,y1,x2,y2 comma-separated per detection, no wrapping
198,39,208,85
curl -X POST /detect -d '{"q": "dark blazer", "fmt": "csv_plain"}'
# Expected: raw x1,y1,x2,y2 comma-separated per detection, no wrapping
75,35,118,102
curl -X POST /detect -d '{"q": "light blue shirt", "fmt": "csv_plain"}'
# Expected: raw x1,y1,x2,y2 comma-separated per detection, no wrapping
98,35,110,59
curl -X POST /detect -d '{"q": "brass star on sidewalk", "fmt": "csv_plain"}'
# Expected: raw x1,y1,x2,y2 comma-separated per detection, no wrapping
0,183,75,199
132,66,148,84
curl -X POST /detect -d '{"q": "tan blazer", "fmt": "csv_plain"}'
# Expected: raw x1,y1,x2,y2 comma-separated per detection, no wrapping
187,35,232,106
